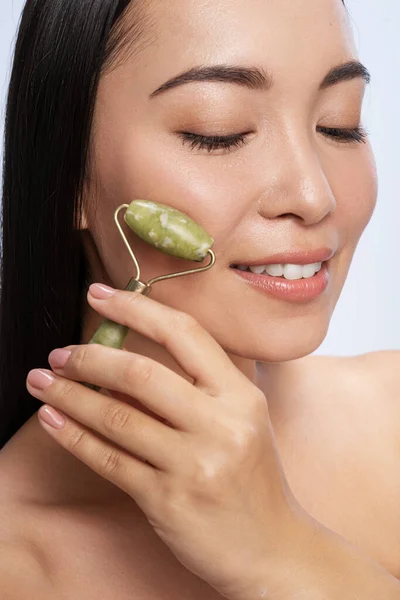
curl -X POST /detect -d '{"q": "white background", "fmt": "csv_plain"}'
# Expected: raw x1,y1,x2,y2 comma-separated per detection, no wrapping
1,0,399,356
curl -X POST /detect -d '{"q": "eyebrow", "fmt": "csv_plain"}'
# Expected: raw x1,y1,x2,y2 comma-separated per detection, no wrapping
149,60,370,98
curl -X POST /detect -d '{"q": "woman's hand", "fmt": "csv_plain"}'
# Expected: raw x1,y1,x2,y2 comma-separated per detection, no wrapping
26,283,306,600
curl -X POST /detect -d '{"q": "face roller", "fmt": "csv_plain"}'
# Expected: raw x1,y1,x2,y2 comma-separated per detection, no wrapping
83,200,216,392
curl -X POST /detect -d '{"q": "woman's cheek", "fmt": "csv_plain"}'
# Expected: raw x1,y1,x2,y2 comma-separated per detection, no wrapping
337,142,378,245
107,135,246,243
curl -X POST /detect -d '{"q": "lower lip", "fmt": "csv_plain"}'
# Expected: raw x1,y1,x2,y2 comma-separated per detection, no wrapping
230,262,330,303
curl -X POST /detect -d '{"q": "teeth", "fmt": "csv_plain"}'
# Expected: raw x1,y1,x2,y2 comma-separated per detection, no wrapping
265,264,284,277
237,262,323,280
302,263,320,278
283,264,305,280
248,265,265,274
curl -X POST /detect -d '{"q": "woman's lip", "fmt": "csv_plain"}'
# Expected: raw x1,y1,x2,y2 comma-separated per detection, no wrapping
230,262,330,304
230,247,335,267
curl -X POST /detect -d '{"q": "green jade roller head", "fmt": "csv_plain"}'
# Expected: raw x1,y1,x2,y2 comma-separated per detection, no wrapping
84,200,216,392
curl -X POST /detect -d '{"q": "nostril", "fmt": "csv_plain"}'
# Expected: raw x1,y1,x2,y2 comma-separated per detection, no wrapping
278,213,300,219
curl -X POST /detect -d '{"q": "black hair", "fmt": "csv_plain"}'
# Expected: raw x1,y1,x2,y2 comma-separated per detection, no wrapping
0,0,152,449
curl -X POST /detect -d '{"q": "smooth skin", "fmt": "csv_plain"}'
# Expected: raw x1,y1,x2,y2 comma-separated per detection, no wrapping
27,286,307,600
0,0,399,598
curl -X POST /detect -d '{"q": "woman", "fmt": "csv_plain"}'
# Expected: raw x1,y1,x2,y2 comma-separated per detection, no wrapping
0,0,399,597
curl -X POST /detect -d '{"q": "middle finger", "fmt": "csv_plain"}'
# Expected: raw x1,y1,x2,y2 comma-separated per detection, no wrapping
49,344,206,431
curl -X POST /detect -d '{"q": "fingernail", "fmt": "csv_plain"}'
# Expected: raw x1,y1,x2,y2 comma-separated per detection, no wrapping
48,349,72,369
89,283,117,299
39,405,65,429
27,369,55,390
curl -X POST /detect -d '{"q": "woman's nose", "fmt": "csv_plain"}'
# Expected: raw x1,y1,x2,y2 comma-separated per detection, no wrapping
258,139,336,226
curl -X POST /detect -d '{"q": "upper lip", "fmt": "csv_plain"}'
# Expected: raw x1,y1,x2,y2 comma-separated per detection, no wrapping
231,247,335,267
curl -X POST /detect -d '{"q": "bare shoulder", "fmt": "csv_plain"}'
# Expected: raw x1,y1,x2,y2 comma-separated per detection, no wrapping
293,349,400,391
260,351,400,577
0,538,52,599
335,349,400,417
352,349,400,439
295,349,400,445
0,489,53,597
269,350,400,445
351,349,400,392
292,348,399,371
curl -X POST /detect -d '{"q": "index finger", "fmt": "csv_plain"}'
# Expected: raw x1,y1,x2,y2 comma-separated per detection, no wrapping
86,286,239,395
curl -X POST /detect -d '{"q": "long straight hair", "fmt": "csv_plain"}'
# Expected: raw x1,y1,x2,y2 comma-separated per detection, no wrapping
0,0,142,449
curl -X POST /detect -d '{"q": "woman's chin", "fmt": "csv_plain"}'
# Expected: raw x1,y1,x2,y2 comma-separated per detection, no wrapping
222,320,330,364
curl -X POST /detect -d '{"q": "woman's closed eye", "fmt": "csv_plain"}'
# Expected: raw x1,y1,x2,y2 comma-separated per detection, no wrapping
178,125,368,153
179,131,251,153
318,125,368,145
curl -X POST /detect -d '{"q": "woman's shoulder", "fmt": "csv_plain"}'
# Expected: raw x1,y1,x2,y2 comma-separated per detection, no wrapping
264,348,399,400
350,349,400,393
293,350,400,493
296,349,400,427
0,432,55,594
352,350,400,447
276,351,400,576
0,542,51,598
317,349,400,420
294,348,400,392
0,503,52,597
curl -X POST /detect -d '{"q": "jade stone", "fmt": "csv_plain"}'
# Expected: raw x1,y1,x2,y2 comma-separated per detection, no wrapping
89,318,129,349
124,199,214,262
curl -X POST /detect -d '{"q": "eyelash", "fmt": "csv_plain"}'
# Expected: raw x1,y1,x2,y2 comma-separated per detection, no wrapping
180,126,368,153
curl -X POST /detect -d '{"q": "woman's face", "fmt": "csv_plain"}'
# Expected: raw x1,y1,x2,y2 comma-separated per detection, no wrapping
85,0,377,364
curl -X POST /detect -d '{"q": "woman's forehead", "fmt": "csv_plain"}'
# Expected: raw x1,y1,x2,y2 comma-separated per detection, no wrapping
109,0,356,95
124,0,351,49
